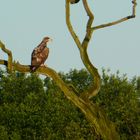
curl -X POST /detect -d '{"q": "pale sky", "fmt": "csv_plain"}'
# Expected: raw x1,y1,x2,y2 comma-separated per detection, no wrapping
0,0,139,78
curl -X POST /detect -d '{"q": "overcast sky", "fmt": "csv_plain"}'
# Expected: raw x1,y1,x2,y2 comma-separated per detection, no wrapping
0,0,139,78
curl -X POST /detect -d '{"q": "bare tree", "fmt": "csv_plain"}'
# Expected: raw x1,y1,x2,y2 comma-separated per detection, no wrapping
0,0,137,139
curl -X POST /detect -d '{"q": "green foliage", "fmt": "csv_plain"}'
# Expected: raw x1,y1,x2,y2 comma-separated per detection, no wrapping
93,69,140,140
58,69,93,93
0,69,139,139
0,69,95,140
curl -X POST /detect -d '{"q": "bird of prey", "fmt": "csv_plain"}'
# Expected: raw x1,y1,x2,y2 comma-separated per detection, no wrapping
70,0,80,4
30,37,52,72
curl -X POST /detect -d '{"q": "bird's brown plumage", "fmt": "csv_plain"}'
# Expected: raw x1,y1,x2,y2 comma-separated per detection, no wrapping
31,37,51,72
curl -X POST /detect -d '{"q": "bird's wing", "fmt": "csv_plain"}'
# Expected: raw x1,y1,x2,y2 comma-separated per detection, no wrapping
31,47,49,71
36,41,46,51
38,47,49,64
31,39,47,59
31,47,42,66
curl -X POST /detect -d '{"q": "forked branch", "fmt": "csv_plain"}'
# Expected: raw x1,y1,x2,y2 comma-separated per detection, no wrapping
66,0,101,100
66,0,137,100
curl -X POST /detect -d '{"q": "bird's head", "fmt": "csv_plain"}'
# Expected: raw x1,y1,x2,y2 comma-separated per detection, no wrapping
42,37,53,46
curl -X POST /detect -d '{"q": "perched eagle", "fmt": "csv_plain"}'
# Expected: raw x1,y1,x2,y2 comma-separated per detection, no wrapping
31,37,52,72
70,0,80,4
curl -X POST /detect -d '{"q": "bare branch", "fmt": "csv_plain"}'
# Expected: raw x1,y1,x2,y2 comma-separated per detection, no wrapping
82,0,94,49
0,58,82,102
65,0,82,50
92,0,137,31
79,49,101,99
93,16,135,31
0,41,13,72
0,59,8,66
0,41,82,105
82,0,94,28
77,0,101,99
132,0,137,16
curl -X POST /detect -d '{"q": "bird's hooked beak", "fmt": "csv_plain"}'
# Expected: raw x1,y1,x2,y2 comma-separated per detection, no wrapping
46,38,53,46
48,38,53,42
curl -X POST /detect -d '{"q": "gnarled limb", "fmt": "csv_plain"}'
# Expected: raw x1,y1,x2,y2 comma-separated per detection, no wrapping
81,0,101,99
92,0,137,31
0,41,13,72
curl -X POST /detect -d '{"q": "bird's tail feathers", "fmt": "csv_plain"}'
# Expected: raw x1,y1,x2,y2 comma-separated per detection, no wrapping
30,66,38,73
